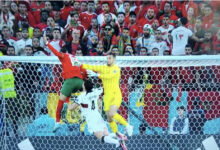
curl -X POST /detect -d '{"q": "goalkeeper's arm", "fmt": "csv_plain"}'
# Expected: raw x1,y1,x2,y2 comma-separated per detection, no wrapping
68,102,79,111
82,64,105,73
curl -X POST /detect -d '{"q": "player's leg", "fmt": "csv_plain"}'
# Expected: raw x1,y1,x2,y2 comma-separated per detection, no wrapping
107,96,134,136
94,130,120,148
56,77,84,123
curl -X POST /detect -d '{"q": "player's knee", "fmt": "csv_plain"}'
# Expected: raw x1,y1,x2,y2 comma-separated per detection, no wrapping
60,93,67,101
108,112,115,119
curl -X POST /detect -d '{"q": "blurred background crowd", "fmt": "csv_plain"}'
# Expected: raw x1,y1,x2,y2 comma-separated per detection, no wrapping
0,0,219,57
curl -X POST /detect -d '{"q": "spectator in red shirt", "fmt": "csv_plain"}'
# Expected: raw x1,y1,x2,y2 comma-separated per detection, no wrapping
121,1,132,26
60,0,74,21
79,1,97,30
15,2,36,28
53,7,66,28
80,1,88,13
179,0,198,18
97,2,117,26
127,11,141,47
186,7,197,31
30,1,45,11
191,18,205,52
194,30,213,55
35,9,49,31
213,29,220,54
136,1,154,21
138,7,156,28
117,12,126,34
44,1,53,16
30,1,45,24
63,11,85,42
159,2,178,26
202,4,214,30
65,29,87,56
83,18,100,45
160,0,181,16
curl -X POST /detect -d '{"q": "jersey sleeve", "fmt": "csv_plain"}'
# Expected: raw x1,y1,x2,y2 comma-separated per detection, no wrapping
99,67,120,79
82,64,106,73
47,43,63,58
95,88,103,96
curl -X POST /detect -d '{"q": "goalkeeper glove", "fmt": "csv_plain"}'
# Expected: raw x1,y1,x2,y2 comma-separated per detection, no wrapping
87,70,99,77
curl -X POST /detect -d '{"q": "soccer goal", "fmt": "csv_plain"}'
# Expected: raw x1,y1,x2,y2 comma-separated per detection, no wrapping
0,55,220,150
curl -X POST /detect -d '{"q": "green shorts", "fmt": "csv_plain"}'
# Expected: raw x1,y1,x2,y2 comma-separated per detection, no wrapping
60,77,84,97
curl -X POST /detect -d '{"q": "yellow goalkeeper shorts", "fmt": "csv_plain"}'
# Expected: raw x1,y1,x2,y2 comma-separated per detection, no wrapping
103,92,122,111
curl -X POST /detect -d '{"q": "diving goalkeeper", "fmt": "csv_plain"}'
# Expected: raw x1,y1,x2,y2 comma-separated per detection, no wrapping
80,52,133,136
43,35,87,132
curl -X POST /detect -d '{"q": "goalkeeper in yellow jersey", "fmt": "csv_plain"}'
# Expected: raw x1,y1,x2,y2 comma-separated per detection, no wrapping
81,52,133,137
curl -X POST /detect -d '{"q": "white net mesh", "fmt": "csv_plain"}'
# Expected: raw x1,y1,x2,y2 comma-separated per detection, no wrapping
0,55,220,150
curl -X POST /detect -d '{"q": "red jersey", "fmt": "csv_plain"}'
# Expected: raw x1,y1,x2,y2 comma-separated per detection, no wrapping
79,11,97,30
47,43,86,80
15,12,36,27
60,6,74,21
213,36,220,54
65,24,85,42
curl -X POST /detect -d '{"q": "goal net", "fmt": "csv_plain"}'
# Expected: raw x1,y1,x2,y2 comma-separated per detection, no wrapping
0,55,220,150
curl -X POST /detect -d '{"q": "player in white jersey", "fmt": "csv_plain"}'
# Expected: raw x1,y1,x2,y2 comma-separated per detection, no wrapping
171,17,201,55
68,79,127,149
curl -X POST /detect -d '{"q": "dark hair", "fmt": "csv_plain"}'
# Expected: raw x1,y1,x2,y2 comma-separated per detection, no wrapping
129,11,136,17
185,44,191,48
123,27,129,31
40,9,49,15
180,17,188,25
60,45,68,53
112,45,118,49
70,11,79,17
177,106,185,111
84,79,93,93
107,52,116,58
25,45,32,48
163,14,170,18
102,2,109,6
117,12,125,17
141,47,148,51
7,46,15,50
53,28,61,34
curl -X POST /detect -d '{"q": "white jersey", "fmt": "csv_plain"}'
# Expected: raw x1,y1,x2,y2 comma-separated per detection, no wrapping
150,40,169,56
136,35,156,50
171,26,193,56
76,88,103,117
158,25,174,41
76,88,106,133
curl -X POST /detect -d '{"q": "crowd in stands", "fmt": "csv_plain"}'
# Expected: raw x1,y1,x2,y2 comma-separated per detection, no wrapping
0,0,219,57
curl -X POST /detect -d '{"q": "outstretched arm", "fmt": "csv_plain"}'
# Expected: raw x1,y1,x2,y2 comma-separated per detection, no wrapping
82,64,106,73
43,35,64,58
68,102,79,111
